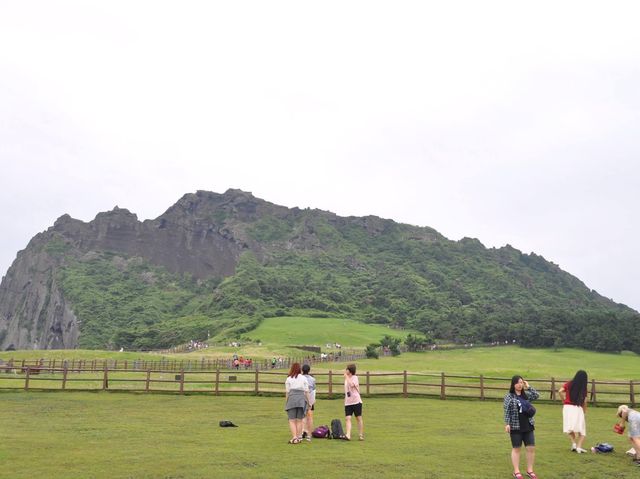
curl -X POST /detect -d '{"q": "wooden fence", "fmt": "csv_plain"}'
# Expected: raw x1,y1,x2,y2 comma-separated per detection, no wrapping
0,351,365,374
0,367,636,406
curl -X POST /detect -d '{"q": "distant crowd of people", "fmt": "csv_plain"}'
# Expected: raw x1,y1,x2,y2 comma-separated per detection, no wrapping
231,354,252,369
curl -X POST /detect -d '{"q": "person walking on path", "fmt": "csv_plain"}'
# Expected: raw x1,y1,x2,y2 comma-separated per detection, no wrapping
344,363,364,441
504,375,540,479
558,370,588,453
284,362,310,444
301,364,316,441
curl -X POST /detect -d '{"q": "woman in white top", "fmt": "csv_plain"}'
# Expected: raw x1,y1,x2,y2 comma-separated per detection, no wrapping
284,362,310,444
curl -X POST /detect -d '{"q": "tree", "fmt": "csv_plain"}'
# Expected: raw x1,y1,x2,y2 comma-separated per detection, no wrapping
380,335,402,356
365,343,379,359
404,334,430,352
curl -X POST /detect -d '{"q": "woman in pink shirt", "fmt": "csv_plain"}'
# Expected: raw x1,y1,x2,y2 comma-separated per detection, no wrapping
344,363,364,441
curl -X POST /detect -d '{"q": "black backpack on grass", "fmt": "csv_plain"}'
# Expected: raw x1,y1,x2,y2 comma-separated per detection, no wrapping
329,418,346,439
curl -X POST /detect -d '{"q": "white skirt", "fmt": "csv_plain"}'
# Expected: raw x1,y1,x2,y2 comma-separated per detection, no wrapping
563,404,586,435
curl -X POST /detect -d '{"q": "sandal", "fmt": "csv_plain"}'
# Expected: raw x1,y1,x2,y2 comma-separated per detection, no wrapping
288,438,301,444
513,474,524,479
526,472,538,479
359,434,365,441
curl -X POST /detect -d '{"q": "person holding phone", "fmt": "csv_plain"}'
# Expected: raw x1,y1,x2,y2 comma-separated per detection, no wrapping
504,375,540,479
344,363,364,441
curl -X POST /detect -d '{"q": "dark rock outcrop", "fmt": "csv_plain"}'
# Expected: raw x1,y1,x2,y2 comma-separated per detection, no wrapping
0,189,275,349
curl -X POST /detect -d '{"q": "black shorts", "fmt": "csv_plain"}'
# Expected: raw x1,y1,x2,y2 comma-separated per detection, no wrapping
345,403,363,417
510,430,535,448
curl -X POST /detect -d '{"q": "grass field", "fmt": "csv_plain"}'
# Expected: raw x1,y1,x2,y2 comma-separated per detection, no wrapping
246,315,417,348
325,347,640,380
2,339,640,477
2,315,640,478
0,392,637,479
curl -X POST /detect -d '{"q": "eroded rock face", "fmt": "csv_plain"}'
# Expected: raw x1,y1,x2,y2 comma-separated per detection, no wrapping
0,189,270,350
0,248,79,350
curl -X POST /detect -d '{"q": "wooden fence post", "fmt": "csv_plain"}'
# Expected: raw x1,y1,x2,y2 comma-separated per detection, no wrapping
145,369,151,392
631,381,635,407
551,378,556,400
24,367,30,391
62,365,68,390
215,369,220,396
366,371,370,396
328,370,333,398
479,374,485,400
179,370,185,394
255,370,259,395
590,379,596,404
102,365,109,390
403,370,408,398
440,372,446,400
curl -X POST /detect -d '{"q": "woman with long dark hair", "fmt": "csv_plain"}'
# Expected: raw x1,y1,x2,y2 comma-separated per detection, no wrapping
558,370,588,453
504,375,540,479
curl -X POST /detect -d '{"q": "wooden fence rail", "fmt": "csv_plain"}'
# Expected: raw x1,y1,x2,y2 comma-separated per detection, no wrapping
0,367,637,406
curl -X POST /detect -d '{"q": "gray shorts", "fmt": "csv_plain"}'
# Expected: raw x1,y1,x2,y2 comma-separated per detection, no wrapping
287,407,305,420
629,411,640,438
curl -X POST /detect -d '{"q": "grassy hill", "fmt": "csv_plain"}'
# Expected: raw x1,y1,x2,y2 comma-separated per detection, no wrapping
245,316,414,348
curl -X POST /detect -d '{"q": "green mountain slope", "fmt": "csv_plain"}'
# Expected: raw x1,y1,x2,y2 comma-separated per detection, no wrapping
2,189,638,352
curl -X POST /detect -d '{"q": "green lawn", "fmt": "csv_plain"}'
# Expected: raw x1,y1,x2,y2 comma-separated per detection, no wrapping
2,344,640,477
245,316,417,348
0,392,637,479
321,347,640,380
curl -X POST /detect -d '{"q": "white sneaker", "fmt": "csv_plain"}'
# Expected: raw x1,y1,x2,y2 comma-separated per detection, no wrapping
576,448,588,454
571,443,577,452
627,448,637,456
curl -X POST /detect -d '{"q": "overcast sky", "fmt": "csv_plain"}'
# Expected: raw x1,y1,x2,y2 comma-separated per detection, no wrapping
1,1,639,311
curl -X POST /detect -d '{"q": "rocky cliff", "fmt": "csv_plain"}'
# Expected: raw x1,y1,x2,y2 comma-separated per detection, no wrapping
0,189,275,349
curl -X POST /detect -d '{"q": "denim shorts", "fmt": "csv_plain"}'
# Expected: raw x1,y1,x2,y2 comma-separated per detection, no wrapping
629,411,640,438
